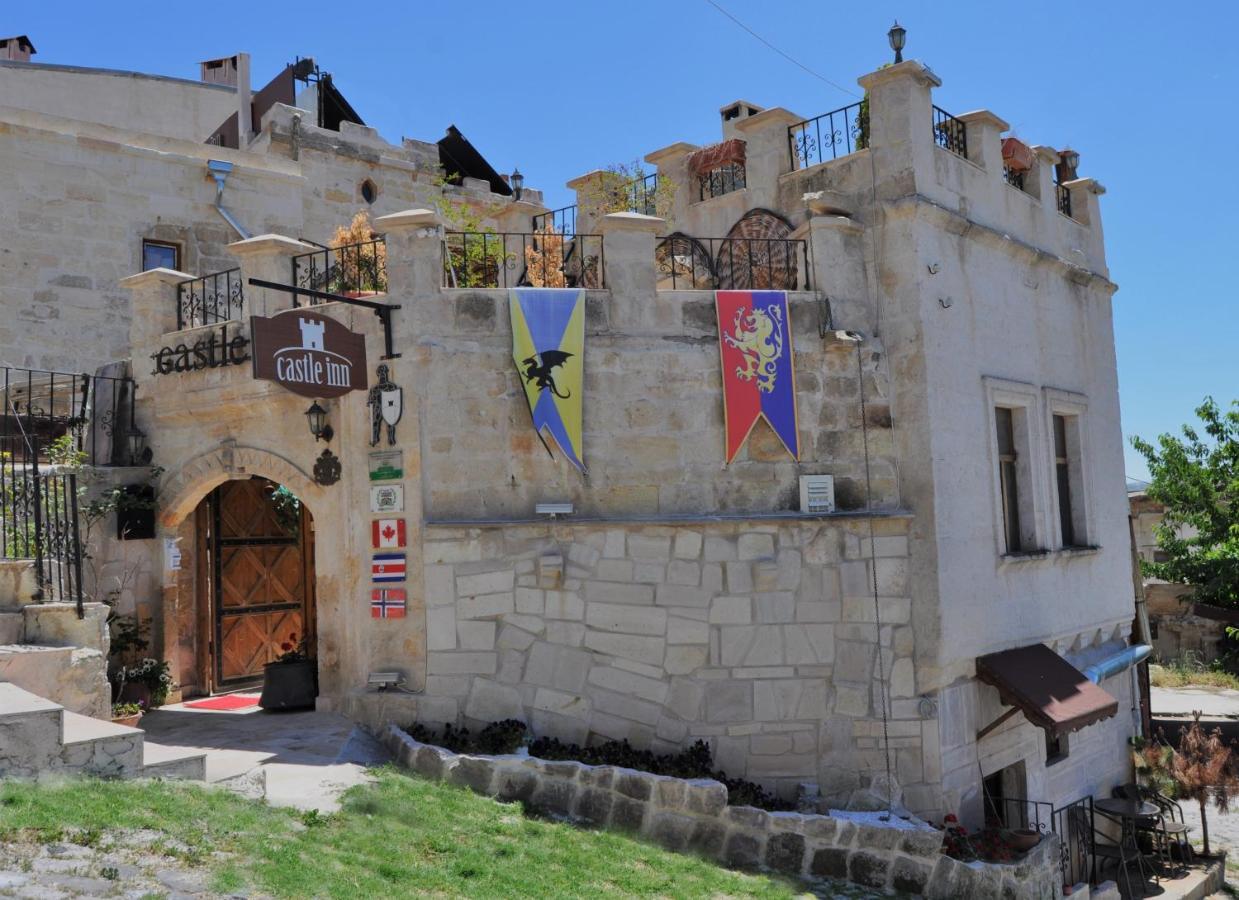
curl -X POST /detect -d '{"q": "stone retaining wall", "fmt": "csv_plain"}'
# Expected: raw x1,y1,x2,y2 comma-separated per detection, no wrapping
383,724,1062,898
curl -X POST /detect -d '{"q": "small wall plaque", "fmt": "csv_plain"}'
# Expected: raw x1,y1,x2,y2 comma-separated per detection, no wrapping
371,588,407,618
372,553,407,582
370,484,404,513
371,518,407,549
368,450,403,482
313,449,342,486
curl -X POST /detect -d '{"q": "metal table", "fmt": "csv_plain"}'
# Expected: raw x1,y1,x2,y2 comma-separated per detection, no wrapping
1095,797,1161,896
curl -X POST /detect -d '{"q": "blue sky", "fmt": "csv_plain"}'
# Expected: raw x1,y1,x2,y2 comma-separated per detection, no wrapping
8,1,1236,480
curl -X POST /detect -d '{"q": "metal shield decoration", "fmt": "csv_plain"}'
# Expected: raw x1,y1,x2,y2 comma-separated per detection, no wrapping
509,288,586,471
715,290,800,463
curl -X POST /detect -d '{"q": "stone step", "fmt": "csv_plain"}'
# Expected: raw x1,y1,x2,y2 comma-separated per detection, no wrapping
142,741,208,781
0,682,66,777
59,710,144,776
0,612,23,644
0,560,38,609
0,643,109,718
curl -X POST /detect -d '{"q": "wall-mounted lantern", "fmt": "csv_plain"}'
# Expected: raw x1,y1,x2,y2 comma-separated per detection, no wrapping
888,21,907,64
1057,148,1080,183
510,168,524,201
305,401,334,443
126,426,147,466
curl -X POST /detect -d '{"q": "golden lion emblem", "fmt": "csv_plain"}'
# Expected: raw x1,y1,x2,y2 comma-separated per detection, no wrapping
724,305,784,393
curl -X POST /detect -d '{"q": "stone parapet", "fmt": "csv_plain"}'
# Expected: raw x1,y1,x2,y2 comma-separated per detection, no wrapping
382,724,1061,898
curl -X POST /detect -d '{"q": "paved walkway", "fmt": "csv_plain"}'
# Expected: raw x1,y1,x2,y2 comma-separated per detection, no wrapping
1153,686,1239,719
139,700,390,813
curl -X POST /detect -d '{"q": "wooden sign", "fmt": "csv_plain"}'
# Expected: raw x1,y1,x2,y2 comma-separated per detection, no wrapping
370,484,404,513
250,311,367,398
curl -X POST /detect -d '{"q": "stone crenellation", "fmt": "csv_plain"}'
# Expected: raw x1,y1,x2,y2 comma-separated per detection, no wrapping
383,724,1064,899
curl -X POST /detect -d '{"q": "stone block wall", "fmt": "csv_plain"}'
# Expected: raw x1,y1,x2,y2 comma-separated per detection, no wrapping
383,725,1063,899
419,516,932,808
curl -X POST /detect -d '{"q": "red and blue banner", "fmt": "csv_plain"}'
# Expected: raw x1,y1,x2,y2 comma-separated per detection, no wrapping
371,553,406,582
715,290,799,463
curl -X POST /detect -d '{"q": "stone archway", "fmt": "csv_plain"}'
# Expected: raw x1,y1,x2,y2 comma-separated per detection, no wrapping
155,442,326,699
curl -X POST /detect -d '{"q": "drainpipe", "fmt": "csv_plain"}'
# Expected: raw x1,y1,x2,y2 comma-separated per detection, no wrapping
208,160,251,239
1082,643,1152,684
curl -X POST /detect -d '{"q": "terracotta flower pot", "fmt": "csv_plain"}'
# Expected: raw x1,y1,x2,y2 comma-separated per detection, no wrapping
1009,829,1041,852
111,712,143,728
259,659,317,711
1001,137,1034,173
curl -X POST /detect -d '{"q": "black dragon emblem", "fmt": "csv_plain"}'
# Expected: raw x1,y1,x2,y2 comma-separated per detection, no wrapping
522,351,574,399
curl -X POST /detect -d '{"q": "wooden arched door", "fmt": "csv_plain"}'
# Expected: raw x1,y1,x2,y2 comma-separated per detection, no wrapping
206,478,316,689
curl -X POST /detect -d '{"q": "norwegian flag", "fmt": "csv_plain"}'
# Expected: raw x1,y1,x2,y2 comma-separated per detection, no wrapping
371,588,407,618
371,518,407,549
372,553,407,582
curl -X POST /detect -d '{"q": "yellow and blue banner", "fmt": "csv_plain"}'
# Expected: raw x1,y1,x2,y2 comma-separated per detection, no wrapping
509,288,586,472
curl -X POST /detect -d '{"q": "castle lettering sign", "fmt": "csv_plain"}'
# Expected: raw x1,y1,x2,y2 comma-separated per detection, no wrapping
250,312,367,398
150,322,250,375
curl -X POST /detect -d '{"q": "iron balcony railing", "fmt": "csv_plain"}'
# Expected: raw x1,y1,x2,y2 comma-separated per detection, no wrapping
292,236,388,301
532,204,578,236
1056,182,1073,218
989,795,1096,888
788,102,869,169
442,231,605,290
1003,166,1027,191
655,235,810,291
177,268,244,330
697,163,746,201
627,172,660,216
0,367,137,613
932,105,967,159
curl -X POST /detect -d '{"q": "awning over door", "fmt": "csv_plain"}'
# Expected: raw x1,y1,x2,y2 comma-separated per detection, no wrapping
976,643,1120,738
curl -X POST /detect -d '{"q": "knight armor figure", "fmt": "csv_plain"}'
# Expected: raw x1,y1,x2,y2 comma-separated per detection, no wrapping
367,364,402,447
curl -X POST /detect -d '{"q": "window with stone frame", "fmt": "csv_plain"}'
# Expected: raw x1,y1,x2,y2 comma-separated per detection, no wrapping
142,239,180,272
984,378,1046,556
1044,389,1092,549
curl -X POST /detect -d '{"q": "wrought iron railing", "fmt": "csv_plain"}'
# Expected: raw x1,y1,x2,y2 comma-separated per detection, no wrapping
627,172,660,216
788,102,868,169
1056,182,1073,218
1003,166,1026,191
655,235,810,291
1053,796,1095,888
291,237,388,301
985,795,1056,833
0,367,136,613
177,269,243,330
532,205,578,236
442,232,605,290
697,163,746,201
932,105,967,158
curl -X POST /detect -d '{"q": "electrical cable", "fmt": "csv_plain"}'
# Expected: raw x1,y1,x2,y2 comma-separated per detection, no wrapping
702,0,861,100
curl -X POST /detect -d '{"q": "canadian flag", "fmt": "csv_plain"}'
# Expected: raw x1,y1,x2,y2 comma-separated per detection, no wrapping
371,518,407,549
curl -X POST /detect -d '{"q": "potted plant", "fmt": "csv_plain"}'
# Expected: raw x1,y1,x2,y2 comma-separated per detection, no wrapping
260,632,317,711
111,701,144,728
1001,137,1034,172
116,658,172,708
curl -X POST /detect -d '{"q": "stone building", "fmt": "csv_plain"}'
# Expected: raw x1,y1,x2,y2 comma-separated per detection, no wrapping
0,37,1143,832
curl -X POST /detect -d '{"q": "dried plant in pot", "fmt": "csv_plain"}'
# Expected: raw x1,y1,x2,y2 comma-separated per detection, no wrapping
259,633,317,711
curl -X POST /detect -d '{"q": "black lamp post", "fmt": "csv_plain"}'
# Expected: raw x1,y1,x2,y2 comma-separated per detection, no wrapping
888,21,907,64
510,168,524,201
305,401,333,443
125,426,147,466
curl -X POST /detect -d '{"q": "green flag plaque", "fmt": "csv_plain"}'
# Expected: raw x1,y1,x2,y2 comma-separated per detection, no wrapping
369,450,403,482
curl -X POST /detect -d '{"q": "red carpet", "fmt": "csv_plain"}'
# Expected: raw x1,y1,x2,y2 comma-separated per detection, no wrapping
184,694,260,711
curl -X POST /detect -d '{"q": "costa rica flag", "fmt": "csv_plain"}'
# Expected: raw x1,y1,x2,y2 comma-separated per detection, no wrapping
371,588,407,618
372,553,406,582
715,290,800,463
371,518,407,549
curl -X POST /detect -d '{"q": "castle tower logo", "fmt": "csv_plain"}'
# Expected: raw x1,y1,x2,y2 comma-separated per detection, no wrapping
250,311,368,398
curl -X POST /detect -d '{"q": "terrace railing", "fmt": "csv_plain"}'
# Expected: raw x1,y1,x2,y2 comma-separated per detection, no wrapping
989,795,1097,888
0,367,136,613
532,205,578,236
442,232,605,290
177,268,243,330
1056,182,1073,218
697,163,746,201
788,102,869,169
627,172,660,216
932,105,967,159
1003,166,1026,191
291,237,388,302
656,235,810,291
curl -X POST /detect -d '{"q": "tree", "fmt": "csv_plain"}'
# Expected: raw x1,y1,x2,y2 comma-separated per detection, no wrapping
1169,713,1239,856
1132,398,1239,608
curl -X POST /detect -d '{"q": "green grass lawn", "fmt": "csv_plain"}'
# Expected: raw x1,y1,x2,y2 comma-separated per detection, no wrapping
0,767,839,899
1150,660,1239,691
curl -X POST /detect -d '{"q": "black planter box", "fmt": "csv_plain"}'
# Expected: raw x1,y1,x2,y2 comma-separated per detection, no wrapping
259,659,318,710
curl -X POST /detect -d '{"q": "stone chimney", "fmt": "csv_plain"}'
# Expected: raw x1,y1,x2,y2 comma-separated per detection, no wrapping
719,99,764,141
0,35,36,63
199,54,239,86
